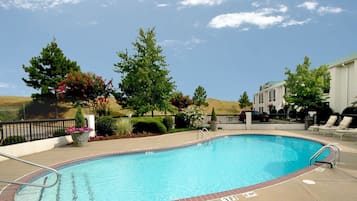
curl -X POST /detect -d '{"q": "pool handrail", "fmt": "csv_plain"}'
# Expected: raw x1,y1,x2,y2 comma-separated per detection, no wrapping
309,143,340,168
0,152,61,188
198,128,210,139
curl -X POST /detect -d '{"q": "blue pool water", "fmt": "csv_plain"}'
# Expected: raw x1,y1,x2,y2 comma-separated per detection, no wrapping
15,135,328,201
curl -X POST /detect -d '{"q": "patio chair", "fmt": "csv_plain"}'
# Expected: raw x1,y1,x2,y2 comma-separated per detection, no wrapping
334,128,357,140
319,116,353,136
308,115,338,133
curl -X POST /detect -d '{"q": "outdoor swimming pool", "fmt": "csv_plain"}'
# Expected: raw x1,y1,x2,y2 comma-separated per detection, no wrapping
15,134,328,201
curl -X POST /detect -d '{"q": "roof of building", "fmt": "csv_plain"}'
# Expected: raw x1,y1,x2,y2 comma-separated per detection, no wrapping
260,81,285,91
328,52,357,67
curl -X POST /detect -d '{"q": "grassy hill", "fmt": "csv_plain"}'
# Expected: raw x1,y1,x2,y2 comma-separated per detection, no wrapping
0,96,32,109
204,98,241,115
0,96,241,120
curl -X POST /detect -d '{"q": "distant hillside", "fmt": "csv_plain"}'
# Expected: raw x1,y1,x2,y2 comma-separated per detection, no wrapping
0,96,241,120
204,98,241,115
0,96,32,109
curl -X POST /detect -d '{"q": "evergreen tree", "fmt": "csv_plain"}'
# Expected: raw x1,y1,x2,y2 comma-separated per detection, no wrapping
192,85,208,107
114,28,175,116
22,39,80,117
238,91,251,109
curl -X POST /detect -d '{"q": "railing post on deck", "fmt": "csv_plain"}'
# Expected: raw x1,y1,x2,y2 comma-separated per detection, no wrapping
29,121,33,141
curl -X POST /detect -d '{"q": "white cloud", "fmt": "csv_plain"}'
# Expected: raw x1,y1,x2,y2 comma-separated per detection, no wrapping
297,2,343,15
179,0,224,7
101,0,115,8
317,6,343,15
282,18,311,27
156,3,169,7
0,0,81,10
208,5,287,29
159,37,204,50
297,1,319,10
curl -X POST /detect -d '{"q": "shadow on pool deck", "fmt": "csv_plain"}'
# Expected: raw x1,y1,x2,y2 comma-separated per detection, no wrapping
0,129,357,201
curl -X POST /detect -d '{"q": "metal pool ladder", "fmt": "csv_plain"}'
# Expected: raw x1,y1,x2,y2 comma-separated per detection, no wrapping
309,143,341,168
198,128,210,139
0,152,61,188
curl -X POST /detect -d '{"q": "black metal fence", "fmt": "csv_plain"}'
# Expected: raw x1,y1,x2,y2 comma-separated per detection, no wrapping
0,119,76,146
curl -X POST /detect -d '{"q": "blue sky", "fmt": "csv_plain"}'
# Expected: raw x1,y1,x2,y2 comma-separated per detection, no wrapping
0,0,356,101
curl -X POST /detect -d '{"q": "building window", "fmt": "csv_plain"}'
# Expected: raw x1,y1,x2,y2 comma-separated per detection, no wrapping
269,90,276,102
259,93,263,103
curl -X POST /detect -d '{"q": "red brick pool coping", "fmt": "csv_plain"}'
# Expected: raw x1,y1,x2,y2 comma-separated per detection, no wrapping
0,134,330,201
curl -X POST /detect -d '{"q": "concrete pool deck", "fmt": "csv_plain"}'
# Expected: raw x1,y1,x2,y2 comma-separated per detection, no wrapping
0,129,357,201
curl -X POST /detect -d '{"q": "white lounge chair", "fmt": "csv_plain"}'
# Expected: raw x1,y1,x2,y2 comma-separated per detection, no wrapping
319,116,353,136
334,128,357,140
308,115,338,133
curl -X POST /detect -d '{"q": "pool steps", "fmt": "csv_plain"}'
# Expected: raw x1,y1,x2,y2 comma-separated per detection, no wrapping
37,176,48,201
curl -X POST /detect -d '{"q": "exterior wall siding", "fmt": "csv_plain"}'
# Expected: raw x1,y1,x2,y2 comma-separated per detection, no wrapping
328,58,357,113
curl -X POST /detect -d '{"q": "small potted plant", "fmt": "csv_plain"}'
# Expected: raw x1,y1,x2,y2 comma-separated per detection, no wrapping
66,107,92,146
209,107,218,131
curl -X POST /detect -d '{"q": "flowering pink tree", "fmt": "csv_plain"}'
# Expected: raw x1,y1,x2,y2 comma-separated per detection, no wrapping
57,71,113,115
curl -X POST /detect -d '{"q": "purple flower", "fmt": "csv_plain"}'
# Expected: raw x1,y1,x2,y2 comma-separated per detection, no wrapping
65,127,93,134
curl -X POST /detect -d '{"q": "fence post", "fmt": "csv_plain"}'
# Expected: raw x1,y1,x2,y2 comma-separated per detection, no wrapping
86,115,96,138
29,121,33,141
245,112,252,130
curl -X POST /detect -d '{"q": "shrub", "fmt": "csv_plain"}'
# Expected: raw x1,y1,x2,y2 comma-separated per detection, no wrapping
278,109,285,119
3,136,26,145
131,118,167,134
162,116,174,131
75,107,85,128
116,118,133,136
175,113,190,128
96,116,117,136
53,128,67,137
210,107,217,122
316,105,333,124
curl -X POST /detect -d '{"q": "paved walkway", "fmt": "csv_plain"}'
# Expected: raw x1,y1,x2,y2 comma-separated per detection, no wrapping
0,129,356,201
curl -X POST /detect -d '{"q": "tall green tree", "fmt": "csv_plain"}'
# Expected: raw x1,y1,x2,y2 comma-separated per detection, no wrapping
192,85,208,107
22,39,80,117
238,91,251,109
114,28,175,116
284,56,330,111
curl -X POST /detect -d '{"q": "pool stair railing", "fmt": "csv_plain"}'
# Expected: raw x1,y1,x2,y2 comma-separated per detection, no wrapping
309,143,341,168
0,152,61,188
198,128,210,140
